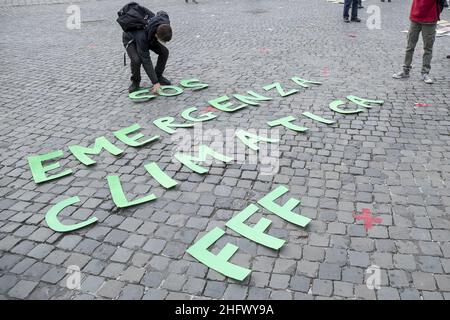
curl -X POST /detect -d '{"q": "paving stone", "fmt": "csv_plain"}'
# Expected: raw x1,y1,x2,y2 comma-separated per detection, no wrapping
289,275,311,293
0,275,19,294
110,247,134,263
141,271,164,289
388,270,410,288
318,263,341,280
142,289,168,300
119,266,145,283
434,275,450,291
8,280,38,299
349,251,370,267
118,284,144,300
393,254,416,270
81,275,105,294
400,288,421,300
182,277,206,296
333,281,353,298
421,291,443,300
41,267,67,284
312,279,333,297
377,287,400,300
342,267,364,284
297,261,319,278
97,280,124,299
203,281,227,299
247,287,270,300
417,256,443,273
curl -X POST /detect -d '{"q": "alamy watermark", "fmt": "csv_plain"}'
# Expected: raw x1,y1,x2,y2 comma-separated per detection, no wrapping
365,264,381,290
171,123,280,175
366,5,382,30
66,265,81,290
66,5,81,30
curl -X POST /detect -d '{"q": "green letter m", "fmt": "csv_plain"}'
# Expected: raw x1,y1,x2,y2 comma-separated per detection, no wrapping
69,136,123,166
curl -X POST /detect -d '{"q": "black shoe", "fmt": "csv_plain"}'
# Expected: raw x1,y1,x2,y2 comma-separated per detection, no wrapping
351,18,361,22
128,82,140,93
447,55,450,59
344,17,350,23
358,5,364,8
158,76,171,85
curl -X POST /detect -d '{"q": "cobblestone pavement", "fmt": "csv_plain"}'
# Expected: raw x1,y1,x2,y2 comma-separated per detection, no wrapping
1,0,450,300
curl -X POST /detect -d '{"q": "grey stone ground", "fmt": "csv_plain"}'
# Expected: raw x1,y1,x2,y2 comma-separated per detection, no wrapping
0,0,449,300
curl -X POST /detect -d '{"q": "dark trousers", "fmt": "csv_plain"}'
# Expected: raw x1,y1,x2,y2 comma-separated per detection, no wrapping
344,0,359,19
125,40,169,84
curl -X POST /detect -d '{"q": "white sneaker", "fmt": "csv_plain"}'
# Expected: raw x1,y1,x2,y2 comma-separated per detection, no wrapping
393,70,410,79
422,73,433,84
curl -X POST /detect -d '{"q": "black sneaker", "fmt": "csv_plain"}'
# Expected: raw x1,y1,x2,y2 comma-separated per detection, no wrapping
158,76,172,85
128,82,140,93
351,18,361,22
344,17,350,23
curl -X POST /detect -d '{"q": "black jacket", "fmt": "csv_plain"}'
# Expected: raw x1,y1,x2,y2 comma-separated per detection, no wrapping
123,11,170,84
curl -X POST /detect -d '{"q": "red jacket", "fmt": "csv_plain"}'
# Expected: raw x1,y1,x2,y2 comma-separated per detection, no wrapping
410,0,440,23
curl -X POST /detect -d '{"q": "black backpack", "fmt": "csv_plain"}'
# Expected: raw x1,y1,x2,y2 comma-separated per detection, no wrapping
117,2,153,32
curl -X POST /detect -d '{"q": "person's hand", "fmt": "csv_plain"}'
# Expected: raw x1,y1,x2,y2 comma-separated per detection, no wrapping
151,83,161,94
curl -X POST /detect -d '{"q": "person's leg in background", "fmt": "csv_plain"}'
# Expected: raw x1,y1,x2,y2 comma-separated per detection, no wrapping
421,23,437,83
351,0,361,21
393,21,421,78
343,0,352,22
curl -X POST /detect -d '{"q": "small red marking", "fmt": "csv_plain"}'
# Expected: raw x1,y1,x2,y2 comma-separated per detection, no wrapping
201,106,218,113
415,103,431,107
353,208,382,232
320,67,329,77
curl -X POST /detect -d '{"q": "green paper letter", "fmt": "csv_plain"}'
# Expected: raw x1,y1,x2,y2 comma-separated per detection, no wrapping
181,107,217,122
208,95,247,112
174,145,233,174
180,79,209,91
69,137,123,166
291,76,322,88
186,227,251,281
28,150,73,184
235,129,279,151
263,82,299,97
158,85,183,97
346,95,384,109
128,88,156,101
113,123,159,147
144,162,177,189
329,99,364,114
45,196,98,232
302,112,335,124
153,117,195,134
267,116,308,132
226,204,285,250
107,176,157,208
258,185,311,227
233,91,272,106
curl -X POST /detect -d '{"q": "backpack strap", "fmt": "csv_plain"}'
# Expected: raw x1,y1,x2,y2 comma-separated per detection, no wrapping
123,37,134,67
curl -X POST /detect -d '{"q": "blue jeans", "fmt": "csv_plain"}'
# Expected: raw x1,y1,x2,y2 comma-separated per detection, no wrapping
344,0,358,19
